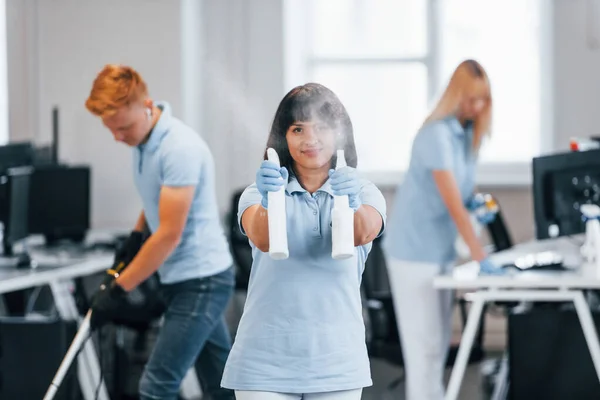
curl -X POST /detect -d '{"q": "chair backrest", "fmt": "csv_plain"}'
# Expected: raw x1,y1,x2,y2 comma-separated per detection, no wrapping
486,196,514,253
362,235,401,345
362,235,392,300
228,188,253,290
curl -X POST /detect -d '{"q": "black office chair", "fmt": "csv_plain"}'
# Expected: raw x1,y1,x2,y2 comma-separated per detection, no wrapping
72,224,166,399
227,188,253,291
486,199,514,252
361,235,405,391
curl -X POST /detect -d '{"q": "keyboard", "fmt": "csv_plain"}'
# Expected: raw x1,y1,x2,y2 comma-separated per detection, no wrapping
502,251,565,271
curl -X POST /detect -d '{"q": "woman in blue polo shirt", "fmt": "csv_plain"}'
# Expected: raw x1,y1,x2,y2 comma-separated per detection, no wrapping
383,59,501,400
221,83,386,399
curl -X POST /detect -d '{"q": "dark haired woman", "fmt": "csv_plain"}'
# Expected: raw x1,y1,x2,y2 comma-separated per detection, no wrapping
221,83,386,400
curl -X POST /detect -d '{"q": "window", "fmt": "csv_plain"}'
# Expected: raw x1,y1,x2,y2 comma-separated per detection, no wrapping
284,0,552,185
440,0,543,164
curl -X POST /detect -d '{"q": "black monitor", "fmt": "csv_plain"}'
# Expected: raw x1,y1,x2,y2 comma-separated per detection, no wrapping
0,142,34,173
32,145,56,167
0,167,32,258
29,165,91,245
28,165,91,245
532,149,600,240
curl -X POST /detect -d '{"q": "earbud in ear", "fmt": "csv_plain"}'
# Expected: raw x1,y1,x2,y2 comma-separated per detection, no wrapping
146,108,152,119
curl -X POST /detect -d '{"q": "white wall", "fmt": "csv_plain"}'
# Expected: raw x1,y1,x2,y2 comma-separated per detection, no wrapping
553,0,600,147
0,0,8,145
6,0,183,230
6,0,38,143
6,0,600,235
201,0,285,213
6,0,285,229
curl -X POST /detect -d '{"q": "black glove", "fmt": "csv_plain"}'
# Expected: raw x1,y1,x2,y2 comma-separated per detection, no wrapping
90,279,127,330
115,230,146,266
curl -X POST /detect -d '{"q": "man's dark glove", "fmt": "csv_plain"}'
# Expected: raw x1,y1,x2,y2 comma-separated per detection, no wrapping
115,230,146,265
90,279,127,330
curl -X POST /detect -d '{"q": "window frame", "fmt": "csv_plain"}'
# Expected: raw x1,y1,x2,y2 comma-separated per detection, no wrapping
284,0,554,187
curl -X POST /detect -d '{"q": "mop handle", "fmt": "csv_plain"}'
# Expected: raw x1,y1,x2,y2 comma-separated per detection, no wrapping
43,310,92,400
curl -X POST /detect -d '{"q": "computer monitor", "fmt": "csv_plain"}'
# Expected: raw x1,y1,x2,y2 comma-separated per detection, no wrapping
0,142,34,173
0,167,32,257
27,165,91,245
32,145,56,167
532,149,600,239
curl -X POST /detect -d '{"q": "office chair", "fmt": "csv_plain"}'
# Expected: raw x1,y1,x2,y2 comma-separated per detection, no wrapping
361,235,405,392
486,200,514,253
227,188,253,291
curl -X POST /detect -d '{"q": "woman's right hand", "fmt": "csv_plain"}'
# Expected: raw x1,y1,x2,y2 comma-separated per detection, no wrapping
256,160,288,209
478,257,506,275
471,246,488,264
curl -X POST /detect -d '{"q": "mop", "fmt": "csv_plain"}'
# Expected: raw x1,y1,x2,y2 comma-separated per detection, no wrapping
43,259,128,400
43,309,93,400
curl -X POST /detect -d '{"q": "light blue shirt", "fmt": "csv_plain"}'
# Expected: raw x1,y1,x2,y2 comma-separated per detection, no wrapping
221,176,387,393
383,116,476,264
132,102,232,284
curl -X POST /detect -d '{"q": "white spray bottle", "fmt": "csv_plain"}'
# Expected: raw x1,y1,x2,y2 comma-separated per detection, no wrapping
266,148,289,260
580,204,600,275
331,149,355,259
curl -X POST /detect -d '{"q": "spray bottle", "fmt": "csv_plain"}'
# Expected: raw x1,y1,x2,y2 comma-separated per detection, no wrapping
266,148,289,260
455,193,498,258
331,148,355,259
580,204,600,276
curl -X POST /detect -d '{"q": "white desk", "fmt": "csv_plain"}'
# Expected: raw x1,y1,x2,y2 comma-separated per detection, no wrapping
0,251,114,293
0,238,115,400
434,236,600,400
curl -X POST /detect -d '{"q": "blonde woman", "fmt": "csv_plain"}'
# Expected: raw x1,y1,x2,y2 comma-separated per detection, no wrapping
382,59,502,400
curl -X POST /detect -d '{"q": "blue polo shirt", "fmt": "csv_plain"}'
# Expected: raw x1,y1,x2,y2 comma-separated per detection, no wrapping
132,101,232,284
221,176,386,393
383,116,476,264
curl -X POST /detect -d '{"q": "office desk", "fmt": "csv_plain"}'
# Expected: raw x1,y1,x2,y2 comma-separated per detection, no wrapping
0,236,115,400
433,236,600,400
0,251,113,293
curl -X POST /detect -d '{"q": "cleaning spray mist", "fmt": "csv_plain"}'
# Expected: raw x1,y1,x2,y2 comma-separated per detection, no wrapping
331,148,355,259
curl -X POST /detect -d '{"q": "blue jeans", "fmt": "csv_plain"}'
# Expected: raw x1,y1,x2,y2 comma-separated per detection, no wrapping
139,267,236,400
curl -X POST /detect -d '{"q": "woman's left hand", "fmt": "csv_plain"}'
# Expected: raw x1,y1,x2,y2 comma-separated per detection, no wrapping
329,167,362,211
466,193,497,225
476,210,497,225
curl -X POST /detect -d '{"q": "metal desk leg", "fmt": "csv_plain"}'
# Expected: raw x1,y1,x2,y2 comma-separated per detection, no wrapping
490,354,509,400
445,295,486,400
572,291,600,382
49,280,110,400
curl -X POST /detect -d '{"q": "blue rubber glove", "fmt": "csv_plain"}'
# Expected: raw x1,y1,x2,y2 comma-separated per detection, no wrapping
476,210,497,225
478,257,506,276
256,160,288,209
466,193,497,225
328,167,362,211
465,193,486,212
